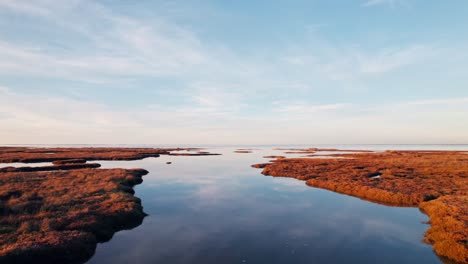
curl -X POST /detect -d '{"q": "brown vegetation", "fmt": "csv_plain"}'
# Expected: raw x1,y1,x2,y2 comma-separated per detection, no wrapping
0,163,101,173
263,156,286,159
234,150,252,153
284,151,317,154
252,150,468,263
0,168,148,263
0,147,185,163
276,147,373,153
52,159,87,165
313,148,373,152
251,163,269,169
420,196,468,263
0,146,221,263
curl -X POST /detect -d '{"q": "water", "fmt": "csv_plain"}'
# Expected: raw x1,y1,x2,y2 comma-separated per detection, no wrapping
0,162,52,168
82,147,449,264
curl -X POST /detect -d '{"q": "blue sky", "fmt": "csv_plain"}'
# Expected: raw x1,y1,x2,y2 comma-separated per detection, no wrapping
0,0,467,144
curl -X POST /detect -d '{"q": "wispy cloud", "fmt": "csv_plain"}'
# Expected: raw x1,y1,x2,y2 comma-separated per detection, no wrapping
305,23,327,33
2,85,466,144
281,43,435,81
0,0,51,16
0,1,217,82
356,45,434,74
276,103,348,114
363,0,408,7
400,97,468,106
0,0,439,84
0,1,466,144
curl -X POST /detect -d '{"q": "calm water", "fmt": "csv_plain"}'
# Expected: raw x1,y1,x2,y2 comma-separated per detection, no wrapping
79,146,455,264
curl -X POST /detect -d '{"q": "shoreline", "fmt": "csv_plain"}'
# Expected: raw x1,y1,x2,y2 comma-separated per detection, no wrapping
252,150,468,263
0,147,220,263
1,147,466,263
0,168,148,263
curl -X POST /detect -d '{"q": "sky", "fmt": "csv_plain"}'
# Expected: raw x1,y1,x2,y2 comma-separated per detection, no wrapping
0,0,467,145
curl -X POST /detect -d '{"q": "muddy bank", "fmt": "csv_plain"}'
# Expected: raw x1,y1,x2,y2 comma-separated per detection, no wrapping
252,150,468,263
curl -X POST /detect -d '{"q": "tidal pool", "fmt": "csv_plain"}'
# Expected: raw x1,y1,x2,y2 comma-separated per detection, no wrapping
85,147,442,264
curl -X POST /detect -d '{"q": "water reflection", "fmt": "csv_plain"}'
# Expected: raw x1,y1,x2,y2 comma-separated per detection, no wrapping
86,148,440,264
0,162,53,168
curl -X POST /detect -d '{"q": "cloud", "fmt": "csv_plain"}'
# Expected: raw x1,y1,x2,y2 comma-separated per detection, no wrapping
0,87,138,130
190,83,244,111
363,0,408,7
0,1,216,82
276,103,348,114
316,45,435,80
0,0,51,16
305,23,327,33
356,45,434,74
0,1,467,144
0,0,438,85
0,41,151,83
1,86,466,144
400,97,468,106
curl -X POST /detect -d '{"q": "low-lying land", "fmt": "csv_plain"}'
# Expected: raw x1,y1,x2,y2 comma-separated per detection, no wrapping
0,163,101,173
263,155,285,159
234,150,252,153
0,146,219,263
52,159,87,165
0,168,148,263
252,150,468,263
168,152,221,156
0,147,217,163
275,147,373,153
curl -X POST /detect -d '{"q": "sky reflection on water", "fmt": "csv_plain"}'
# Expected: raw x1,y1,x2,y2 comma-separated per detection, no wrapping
86,147,441,264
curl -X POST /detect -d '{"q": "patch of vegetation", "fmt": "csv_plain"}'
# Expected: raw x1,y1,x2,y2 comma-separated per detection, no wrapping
0,168,148,263
253,150,468,263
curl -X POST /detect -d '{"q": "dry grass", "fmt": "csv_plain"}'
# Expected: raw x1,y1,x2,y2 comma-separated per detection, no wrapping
420,196,468,263
263,156,286,159
252,150,468,263
0,163,101,173
0,147,220,164
0,146,222,263
52,159,87,165
0,147,182,163
0,168,148,263
275,147,373,153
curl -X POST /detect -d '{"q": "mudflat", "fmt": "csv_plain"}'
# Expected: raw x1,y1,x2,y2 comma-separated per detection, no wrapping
252,150,468,263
